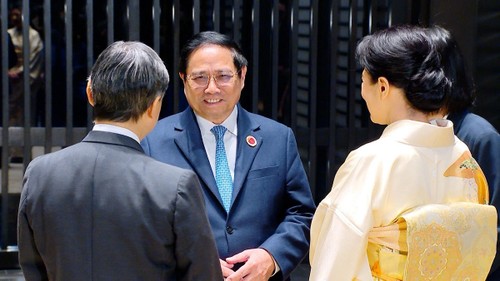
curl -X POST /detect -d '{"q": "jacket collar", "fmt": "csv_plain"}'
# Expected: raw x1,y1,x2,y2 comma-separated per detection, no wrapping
82,130,144,153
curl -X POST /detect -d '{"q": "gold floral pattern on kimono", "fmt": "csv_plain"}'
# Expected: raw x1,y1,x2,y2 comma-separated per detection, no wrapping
368,203,497,281
403,203,496,281
405,223,461,280
443,151,488,204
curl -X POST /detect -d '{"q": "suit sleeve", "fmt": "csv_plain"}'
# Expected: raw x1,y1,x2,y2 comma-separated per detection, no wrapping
259,128,316,279
174,170,223,281
17,163,49,281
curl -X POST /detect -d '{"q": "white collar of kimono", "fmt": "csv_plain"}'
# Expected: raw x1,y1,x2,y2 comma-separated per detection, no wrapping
381,119,455,147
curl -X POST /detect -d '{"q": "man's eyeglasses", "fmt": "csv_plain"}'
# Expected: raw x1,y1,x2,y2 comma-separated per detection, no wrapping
186,70,241,88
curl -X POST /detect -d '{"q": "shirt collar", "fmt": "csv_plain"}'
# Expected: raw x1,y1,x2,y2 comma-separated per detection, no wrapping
195,106,238,137
92,123,141,143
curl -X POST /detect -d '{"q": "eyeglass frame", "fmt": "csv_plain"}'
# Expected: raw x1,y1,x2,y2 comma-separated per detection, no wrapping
184,69,242,89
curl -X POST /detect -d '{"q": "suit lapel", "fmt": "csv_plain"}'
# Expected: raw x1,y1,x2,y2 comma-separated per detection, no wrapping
232,106,262,202
174,106,263,212
174,108,221,204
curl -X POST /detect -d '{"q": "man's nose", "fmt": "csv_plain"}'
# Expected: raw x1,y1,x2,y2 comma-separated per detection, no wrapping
205,76,220,93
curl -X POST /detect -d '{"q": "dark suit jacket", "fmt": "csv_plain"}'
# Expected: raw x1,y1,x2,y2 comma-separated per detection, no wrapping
142,105,316,280
449,110,500,280
18,131,222,281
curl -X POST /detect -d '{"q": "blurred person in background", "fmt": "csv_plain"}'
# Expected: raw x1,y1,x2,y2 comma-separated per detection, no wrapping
8,5,44,127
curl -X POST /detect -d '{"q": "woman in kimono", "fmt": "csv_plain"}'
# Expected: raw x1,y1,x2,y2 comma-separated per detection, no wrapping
309,25,495,280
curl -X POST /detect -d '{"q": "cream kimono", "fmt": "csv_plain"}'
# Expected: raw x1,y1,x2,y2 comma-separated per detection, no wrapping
309,119,495,281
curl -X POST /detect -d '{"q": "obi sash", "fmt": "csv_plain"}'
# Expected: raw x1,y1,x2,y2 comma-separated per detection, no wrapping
367,202,497,280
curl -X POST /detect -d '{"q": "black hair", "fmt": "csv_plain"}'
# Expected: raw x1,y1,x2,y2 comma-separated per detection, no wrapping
179,31,247,78
426,25,475,114
356,25,451,113
89,41,169,122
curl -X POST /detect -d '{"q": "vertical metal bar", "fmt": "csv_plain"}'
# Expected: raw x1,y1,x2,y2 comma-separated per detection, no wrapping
271,0,279,120
233,0,242,44
367,0,379,139
173,0,180,112
86,0,94,128
368,0,376,34
1,0,9,250
193,0,200,34
44,0,53,152
327,0,339,188
251,0,260,113
388,0,393,27
22,0,31,166
347,0,358,149
128,0,140,41
153,0,161,53
290,0,298,131
309,0,319,200
107,0,114,44
213,0,220,32
65,0,74,144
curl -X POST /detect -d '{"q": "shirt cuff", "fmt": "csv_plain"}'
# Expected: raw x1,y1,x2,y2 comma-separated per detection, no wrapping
271,256,281,276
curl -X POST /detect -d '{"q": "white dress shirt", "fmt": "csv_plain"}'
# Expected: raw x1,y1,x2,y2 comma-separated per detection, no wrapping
92,123,141,144
195,106,238,180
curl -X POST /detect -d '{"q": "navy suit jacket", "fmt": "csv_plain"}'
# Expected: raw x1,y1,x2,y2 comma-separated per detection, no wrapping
18,131,222,281
449,110,500,280
142,105,316,280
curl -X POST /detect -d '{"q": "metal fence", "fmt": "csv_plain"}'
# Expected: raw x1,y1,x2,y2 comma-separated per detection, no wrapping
1,0,481,254
0,0,409,253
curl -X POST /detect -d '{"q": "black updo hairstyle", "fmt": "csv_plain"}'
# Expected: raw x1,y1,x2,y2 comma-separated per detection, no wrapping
425,25,475,114
356,25,452,113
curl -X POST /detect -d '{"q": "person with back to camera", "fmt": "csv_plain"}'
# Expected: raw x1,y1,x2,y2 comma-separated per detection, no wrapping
426,25,500,280
309,25,496,280
142,31,316,281
17,41,222,281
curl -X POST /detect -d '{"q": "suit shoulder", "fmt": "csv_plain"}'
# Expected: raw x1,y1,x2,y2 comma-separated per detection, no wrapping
143,156,197,179
245,111,291,132
156,112,183,128
145,113,183,139
28,142,86,165
455,113,499,142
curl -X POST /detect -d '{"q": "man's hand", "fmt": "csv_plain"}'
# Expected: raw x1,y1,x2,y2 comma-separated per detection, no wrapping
221,259,236,278
225,248,275,281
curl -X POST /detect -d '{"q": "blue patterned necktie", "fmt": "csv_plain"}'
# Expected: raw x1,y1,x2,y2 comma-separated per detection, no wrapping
211,125,233,212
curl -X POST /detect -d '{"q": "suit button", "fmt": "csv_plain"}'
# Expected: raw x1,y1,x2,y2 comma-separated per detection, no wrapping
226,226,234,234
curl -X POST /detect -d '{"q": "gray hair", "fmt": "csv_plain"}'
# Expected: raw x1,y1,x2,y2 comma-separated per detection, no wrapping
89,41,169,122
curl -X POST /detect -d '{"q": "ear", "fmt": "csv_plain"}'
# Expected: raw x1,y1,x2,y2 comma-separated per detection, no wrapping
239,65,248,90
377,76,390,99
179,72,188,97
86,81,95,106
146,96,162,118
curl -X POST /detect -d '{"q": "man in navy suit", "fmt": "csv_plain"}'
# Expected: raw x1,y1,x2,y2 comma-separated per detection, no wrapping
142,31,316,281
18,41,222,281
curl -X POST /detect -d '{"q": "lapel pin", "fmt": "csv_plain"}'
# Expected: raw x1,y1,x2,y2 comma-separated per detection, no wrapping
246,135,257,147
